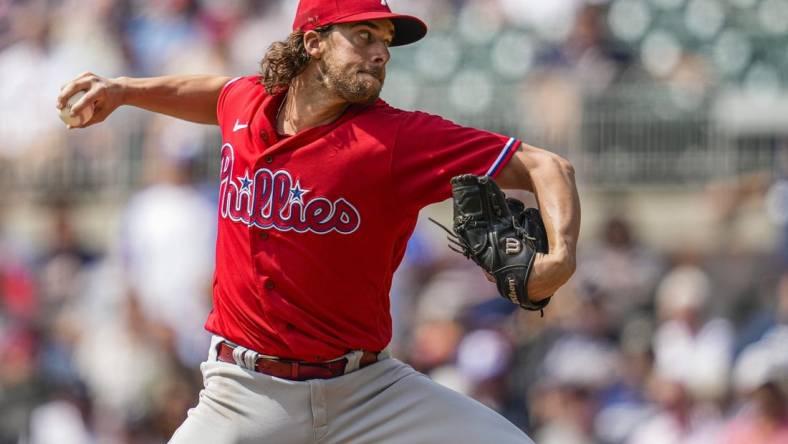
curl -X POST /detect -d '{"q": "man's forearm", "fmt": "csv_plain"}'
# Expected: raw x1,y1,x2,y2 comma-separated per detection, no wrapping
117,75,232,125
525,146,580,273
496,143,581,297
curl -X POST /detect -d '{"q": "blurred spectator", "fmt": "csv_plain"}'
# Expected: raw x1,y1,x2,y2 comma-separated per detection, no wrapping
726,273,788,442
533,384,598,444
552,4,632,95
627,374,724,444
497,0,581,41
0,328,42,444
73,291,175,430
0,1,65,157
722,381,788,444
576,216,664,324
653,264,733,402
0,210,39,443
406,317,464,374
541,294,618,390
125,0,202,75
454,328,513,409
735,269,788,359
731,275,788,403
401,242,498,372
37,201,97,319
33,200,99,408
121,141,215,367
26,387,93,444
0,245,37,325
593,313,656,443
530,290,619,443
623,264,733,443
388,221,442,356
520,71,582,154
226,0,293,72
49,0,127,77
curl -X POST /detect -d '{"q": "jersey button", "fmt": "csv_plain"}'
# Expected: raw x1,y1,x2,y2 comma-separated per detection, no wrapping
260,232,269,240
264,155,274,164
265,281,275,290
260,131,269,143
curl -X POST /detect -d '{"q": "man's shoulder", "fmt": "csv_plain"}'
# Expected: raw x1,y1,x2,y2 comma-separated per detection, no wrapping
219,75,272,122
347,100,402,133
356,100,439,127
360,99,403,117
225,75,267,97
366,100,430,116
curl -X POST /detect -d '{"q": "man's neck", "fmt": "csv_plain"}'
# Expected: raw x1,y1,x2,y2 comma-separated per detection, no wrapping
277,74,350,136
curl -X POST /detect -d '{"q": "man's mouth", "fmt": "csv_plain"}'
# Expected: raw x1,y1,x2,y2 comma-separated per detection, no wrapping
359,69,384,82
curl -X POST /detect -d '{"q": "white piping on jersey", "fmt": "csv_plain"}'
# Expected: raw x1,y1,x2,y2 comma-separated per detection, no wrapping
225,76,243,88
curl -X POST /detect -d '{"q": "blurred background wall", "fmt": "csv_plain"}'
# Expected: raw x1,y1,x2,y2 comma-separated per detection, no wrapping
1,0,788,443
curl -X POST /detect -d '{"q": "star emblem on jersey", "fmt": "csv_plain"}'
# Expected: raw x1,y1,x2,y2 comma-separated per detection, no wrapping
233,119,249,132
239,171,253,191
289,180,309,204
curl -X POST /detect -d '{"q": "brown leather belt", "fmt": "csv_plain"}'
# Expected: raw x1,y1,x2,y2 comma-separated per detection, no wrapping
216,342,379,381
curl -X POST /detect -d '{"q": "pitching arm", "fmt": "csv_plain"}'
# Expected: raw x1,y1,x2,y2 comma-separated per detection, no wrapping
57,72,232,128
494,143,581,301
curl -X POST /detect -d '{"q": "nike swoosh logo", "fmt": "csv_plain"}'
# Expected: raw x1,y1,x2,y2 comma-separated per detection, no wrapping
233,119,249,132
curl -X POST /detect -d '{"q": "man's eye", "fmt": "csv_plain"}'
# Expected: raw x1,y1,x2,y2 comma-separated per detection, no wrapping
359,31,371,41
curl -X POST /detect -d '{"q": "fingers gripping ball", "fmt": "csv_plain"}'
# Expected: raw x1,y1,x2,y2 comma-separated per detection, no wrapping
429,174,552,314
58,90,94,127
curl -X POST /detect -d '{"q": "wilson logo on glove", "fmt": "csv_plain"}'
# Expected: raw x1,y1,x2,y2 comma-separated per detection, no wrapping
505,238,521,255
507,277,519,303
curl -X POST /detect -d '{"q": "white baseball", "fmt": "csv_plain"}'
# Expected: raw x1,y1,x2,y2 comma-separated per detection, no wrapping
58,90,94,127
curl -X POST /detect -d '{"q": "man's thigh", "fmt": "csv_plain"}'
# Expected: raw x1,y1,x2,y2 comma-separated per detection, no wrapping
325,359,534,444
168,361,315,444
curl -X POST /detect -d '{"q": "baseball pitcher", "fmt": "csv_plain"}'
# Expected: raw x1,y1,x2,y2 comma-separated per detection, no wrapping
57,1,581,442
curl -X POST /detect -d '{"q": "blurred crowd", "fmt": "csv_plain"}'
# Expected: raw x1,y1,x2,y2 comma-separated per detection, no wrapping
6,191,788,443
1,0,788,443
2,0,784,160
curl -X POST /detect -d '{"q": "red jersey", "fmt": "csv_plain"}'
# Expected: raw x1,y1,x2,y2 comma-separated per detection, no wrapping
205,76,520,361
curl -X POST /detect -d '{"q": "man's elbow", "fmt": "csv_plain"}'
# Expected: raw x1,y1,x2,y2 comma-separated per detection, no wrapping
525,146,574,176
547,152,575,180
561,254,577,280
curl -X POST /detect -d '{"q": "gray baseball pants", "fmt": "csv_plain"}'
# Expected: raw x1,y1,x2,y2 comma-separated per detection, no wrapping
168,336,534,444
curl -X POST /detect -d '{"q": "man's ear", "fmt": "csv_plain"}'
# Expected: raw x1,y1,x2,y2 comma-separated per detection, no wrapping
304,30,325,59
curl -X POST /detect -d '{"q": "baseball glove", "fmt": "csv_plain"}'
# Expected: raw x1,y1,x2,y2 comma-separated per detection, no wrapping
430,174,551,313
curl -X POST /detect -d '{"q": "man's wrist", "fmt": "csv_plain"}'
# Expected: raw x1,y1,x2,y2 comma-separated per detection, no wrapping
113,76,132,106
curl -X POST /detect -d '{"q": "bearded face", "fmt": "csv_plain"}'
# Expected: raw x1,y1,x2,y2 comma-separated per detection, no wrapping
315,20,394,105
317,52,385,104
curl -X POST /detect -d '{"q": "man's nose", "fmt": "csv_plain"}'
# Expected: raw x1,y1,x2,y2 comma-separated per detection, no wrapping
370,42,390,65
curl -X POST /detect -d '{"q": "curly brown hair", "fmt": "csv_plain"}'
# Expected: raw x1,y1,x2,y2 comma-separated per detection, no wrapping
259,26,332,95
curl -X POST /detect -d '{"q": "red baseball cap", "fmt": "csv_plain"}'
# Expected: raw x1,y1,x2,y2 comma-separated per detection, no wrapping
293,0,428,47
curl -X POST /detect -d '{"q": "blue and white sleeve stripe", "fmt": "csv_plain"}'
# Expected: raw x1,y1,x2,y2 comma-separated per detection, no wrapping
484,137,520,177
